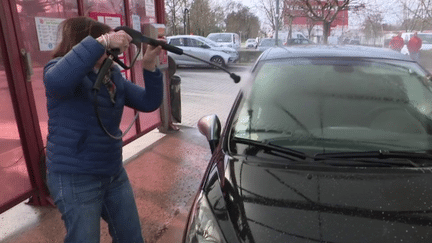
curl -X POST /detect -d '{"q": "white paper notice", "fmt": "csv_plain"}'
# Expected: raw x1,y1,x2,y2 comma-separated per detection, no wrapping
35,17,65,51
132,15,141,32
104,16,122,29
145,0,155,17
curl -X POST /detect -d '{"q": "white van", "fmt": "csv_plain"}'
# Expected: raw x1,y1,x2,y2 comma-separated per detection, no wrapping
275,31,307,40
275,31,307,45
400,32,432,55
206,32,241,50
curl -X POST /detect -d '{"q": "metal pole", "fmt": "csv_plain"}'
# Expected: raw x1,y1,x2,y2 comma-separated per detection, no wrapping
275,0,279,45
184,9,188,35
187,10,190,34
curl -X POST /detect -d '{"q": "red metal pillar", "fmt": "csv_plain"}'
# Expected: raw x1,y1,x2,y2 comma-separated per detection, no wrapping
155,0,165,24
0,0,53,208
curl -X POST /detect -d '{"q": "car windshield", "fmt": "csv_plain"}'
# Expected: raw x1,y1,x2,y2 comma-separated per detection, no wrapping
208,33,231,42
232,58,432,155
196,36,219,47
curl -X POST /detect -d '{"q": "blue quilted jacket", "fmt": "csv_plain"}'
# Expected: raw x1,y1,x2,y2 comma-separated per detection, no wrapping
43,36,163,176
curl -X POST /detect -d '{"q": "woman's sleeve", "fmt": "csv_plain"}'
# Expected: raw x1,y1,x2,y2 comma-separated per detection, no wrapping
124,68,164,112
43,36,106,98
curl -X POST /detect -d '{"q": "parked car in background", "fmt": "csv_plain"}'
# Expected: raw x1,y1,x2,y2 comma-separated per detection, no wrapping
257,38,278,51
166,35,239,67
284,38,314,46
341,37,351,44
276,31,307,42
182,45,432,242
207,32,241,50
349,39,361,45
245,38,257,49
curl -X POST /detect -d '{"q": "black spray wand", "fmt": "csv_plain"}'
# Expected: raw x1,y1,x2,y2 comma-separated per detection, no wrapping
114,26,241,83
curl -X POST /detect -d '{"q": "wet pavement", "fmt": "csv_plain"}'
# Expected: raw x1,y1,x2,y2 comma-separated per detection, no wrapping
0,65,248,243
0,128,209,243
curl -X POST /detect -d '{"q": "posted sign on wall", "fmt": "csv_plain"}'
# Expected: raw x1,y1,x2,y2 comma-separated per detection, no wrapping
35,17,65,51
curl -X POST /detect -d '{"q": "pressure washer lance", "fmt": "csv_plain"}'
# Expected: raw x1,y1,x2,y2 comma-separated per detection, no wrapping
114,26,241,84
92,27,241,139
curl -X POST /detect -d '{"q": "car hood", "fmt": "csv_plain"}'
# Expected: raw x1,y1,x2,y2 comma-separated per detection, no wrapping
211,46,237,52
216,155,432,242
215,42,234,48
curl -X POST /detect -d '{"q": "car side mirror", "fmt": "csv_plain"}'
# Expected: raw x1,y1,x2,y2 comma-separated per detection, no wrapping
202,44,211,49
198,114,221,153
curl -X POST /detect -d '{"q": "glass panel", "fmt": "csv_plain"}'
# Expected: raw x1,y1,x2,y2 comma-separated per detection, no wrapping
0,39,32,207
139,110,161,133
16,0,79,145
128,0,161,135
84,0,141,140
130,0,156,24
83,0,125,16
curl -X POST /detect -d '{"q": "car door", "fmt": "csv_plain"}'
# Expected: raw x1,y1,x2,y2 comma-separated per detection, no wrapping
293,39,301,45
301,39,311,44
184,38,212,63
168,37,189,64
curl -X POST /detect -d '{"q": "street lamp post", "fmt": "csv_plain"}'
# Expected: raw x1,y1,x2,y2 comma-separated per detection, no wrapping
184,8,190,35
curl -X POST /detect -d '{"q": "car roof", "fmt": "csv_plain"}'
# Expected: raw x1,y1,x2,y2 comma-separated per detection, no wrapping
260,38,275,42
258,45,413,62
167,35,205,39
207,32,236,36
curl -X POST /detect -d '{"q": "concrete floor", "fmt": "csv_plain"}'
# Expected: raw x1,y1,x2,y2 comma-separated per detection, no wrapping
0,65,246,243
0,127,211,243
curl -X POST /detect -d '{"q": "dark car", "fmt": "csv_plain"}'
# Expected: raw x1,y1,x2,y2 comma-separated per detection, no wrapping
182,45,432,242
256,38,277,51
285,38,314,45
349,39,361,45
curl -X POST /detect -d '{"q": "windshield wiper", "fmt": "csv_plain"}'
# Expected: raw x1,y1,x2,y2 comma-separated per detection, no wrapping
232,137,312,161
313,150,432,167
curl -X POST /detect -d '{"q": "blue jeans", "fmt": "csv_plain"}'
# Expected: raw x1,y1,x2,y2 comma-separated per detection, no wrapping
47,168,144,243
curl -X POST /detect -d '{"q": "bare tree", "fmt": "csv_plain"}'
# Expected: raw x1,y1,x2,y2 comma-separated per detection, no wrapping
257,0,284,34
399,0,432,31
213,6,225,32
189,0,217,36
165,0,187,35
306,18,318,38
225,6,261,39
362,12,383,45
294,0,357,44
283,1,299,38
